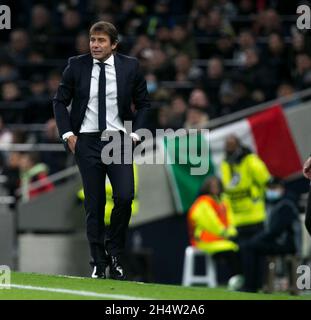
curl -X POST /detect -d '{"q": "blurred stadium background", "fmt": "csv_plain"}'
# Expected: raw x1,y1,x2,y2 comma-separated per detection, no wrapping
0,0,311,293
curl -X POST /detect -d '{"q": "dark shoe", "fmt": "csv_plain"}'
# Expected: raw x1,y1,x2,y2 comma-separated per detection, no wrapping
91,265,107,279
109,256,126,280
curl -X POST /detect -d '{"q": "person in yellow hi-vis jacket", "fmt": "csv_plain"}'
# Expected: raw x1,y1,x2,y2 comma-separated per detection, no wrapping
221,135,271,229
220,135,271,288
77,164,139,226
220,135,271,232
188,176,243,288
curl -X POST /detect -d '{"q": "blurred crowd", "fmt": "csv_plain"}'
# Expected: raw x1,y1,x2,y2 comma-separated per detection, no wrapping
0,0,310,199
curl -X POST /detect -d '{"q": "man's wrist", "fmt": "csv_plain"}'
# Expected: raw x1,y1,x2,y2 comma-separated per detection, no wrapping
62,131,74,143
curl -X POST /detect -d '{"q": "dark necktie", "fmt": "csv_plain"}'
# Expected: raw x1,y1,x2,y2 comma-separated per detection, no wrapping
97,62,106,131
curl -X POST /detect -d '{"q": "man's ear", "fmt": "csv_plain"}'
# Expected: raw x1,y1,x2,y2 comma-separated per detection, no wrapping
112,41,118,51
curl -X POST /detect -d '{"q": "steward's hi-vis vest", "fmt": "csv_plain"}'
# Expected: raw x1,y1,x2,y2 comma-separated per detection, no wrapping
77,164,139,225
221,153,271,227
188,195,238,255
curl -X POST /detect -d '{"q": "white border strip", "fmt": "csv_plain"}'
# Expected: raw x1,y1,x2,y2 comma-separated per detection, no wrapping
10,284,153,300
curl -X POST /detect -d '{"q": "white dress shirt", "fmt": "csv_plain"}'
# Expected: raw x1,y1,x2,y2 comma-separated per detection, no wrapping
62,54,139,141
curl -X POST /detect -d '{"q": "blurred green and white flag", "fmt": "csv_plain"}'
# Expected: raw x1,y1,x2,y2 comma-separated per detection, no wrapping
159,131,215,213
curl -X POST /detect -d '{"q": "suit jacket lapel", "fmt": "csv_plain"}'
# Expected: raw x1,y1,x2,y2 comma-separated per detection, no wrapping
82,53,93,101
114,53,124,112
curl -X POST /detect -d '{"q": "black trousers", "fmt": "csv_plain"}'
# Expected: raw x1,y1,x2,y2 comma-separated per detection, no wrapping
74,132,134,266
213,250,242,281
305,186,311,236
242,238,295,292
236,223,265,291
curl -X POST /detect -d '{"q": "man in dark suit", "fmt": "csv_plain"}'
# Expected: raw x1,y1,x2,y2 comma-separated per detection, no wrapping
303,157,311,236
53,21,150,280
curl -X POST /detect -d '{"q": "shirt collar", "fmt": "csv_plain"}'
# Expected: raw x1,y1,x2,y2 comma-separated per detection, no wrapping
93,54,114,67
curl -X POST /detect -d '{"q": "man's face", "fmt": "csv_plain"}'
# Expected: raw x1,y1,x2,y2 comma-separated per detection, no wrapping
89,32,117,61
209,178,221,196
225,136,239,155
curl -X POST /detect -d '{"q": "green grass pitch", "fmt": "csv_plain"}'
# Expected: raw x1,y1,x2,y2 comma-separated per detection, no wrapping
0,272,310,300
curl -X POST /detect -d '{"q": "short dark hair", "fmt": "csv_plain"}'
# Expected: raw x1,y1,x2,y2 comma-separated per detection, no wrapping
199,176,224,196
267,176,284,188
89,21,118,44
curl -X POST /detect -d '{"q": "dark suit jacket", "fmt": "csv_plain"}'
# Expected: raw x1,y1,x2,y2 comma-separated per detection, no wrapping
53,52,150,139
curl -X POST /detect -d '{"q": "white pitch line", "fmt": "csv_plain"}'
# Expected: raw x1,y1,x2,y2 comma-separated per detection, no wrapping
10,284,153,300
